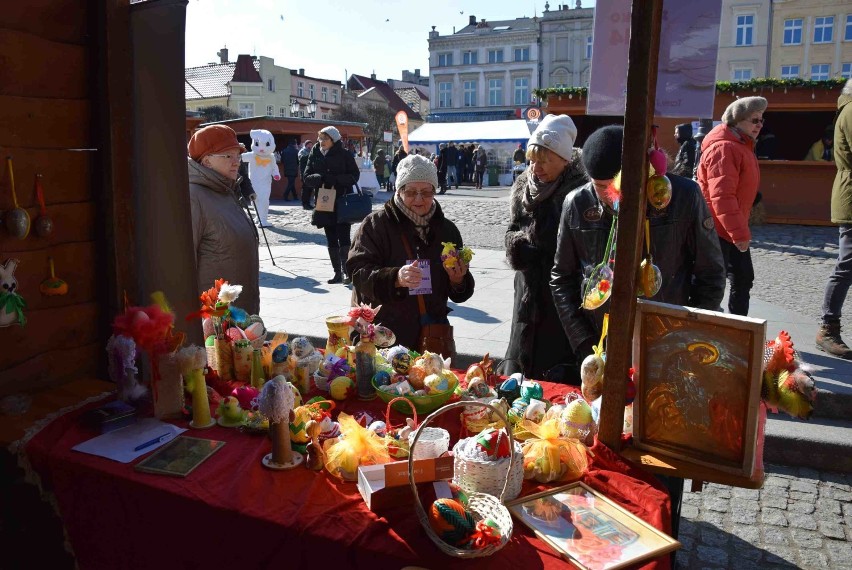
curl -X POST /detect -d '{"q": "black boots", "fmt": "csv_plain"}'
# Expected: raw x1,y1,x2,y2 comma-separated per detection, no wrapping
326,246,351,285
816,322,852,359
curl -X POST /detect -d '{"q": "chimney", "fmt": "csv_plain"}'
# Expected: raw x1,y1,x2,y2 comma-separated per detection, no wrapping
299,68,304,76
217,47,228,64
371,72,376,80
469,15,476,26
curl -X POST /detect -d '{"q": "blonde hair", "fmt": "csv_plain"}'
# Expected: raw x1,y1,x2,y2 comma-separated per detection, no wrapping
526,145,566,162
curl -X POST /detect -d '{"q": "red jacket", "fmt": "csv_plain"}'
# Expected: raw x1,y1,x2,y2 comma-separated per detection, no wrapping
697,124,760,244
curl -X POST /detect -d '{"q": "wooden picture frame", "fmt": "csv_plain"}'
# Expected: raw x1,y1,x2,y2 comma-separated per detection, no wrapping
507,481,680,570
632,300,766,478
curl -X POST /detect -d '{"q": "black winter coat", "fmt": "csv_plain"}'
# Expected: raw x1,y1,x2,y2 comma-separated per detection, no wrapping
347,199,475,351
550,174,726,356
504,151,588,382
304,140,360,228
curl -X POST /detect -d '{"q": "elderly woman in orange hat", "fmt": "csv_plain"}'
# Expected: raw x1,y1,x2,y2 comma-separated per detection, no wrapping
187,124,260,314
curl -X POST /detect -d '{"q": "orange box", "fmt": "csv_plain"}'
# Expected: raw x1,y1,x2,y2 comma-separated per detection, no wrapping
357,457,454,512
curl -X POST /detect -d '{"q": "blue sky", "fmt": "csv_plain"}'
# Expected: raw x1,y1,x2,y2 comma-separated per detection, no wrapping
186,0,597,83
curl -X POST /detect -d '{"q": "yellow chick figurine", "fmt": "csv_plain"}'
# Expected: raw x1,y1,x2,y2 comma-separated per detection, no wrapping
217,396,247,427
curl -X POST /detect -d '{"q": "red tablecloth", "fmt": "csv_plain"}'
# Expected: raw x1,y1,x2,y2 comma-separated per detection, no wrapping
24,379,671,570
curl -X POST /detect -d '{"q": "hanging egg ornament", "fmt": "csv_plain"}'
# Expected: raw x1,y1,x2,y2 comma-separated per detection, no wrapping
639,257,662,298
39,257,68,296
647,175,673,210
580,352,605,402
4,157,30,240
582,265,614,310
648,148,667,177
33,175,54,237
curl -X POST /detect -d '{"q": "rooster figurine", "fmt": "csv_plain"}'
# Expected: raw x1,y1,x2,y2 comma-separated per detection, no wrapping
762,330,817,420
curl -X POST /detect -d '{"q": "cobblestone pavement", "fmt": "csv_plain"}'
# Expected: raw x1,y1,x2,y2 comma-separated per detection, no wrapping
265,193,851,569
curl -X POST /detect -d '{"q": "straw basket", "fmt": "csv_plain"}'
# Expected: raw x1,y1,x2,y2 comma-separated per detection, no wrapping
453,433,524,502
384,397,418,459
409,401,514,558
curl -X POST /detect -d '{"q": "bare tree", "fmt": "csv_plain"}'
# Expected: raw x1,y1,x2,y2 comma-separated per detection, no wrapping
197,105,239,123
331,101,396,156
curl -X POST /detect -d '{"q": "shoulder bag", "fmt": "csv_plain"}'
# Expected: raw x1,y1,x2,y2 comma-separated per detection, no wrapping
400,233,457,361
336,183,372,224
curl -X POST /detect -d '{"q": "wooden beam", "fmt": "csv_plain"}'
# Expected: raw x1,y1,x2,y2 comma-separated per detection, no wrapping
598,0,664,450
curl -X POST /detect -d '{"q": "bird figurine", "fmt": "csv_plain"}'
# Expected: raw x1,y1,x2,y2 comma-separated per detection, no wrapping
305,419,325,471
762,330,817,420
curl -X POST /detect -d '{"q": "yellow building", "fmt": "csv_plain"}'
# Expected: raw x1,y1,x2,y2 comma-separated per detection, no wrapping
771,0,852,80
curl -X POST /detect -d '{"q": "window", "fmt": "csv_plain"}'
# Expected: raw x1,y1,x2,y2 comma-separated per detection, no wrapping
487,49,503,63
463,50,478,65
488,78,503,106
238,102,254,118
811,64,830,80
268,77,275,92
438,53,453,66
298,81,304,97
551,69,569,88
783,19,802,45
322,113,328,120
513,47,530,61
735,14,754,46
513,77,529,105
266,105,274,115
732,68,752,81
438,82,452,108
842,63,852,79
463,80,477,107
332,89,338,103
309,84,315,99
279,107,286,117
813,16,834,44
846,15,852,41
586,36,593,59
780,65,800,78
321,86,328,101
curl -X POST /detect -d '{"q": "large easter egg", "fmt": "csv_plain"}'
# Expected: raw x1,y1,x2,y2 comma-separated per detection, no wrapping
272,343,290,363
372,370,392,387
5,208,30,240
647,174,672,210
520,380,543,403
329,376,354,400
497,375,521,404
423,373,448,394
417,351,444,375
391,352,412,374
429,498,475,546
560,399,594,440
407,365,427,390
475,428,511,459
289,406,311,444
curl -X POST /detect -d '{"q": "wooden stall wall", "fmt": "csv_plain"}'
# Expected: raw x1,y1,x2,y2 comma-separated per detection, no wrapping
0,1,107,396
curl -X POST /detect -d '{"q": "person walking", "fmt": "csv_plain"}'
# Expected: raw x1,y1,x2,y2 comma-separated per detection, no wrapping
281,139,300,201
389,144,407,193
816,79,852,359
374,149,387,189
446,141,459,189
302,126,361,284
472,145,488,189
504,115,587,383
696,96,767,316
672,123,697,177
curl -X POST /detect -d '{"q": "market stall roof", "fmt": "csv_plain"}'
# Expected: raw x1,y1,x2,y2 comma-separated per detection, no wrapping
408,119,532,144
198,116,368,140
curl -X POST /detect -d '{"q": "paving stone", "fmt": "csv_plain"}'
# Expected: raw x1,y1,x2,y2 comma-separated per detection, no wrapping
762,494,788,510
815,497,842,515
818,521,846,540
790,490,816,501
682,493,702,506
761,509,789,527
731,509,758,525
761,485,789,498
766,463,798,478
732,487,760,500
797,550,830,569
820,470,851,486
731,524,760,544
700,510,725,527
699,527,729,547
843,503,852,518
790,527,824,549
703,496,729,513
787,500,816,515
706,485,731,499
763,546,801,568
763,526,790,545
732,544,763,563
763,476,791,489
789,479,819,494
730,498,760,512
695,545,728,566
675,551,691,569
787,513,819,530
680,504,699,519
824,487,852,502
678,535,695,552
827,541,852,568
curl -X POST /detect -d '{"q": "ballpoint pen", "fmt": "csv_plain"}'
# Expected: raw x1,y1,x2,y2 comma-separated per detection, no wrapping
134,432,173,452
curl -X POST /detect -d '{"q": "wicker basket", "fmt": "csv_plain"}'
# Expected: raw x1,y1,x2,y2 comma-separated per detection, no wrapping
409,401,514,558
384,397,419,459
453,434,524,502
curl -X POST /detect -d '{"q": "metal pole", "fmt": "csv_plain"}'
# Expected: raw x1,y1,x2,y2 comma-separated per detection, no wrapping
252,199,277,267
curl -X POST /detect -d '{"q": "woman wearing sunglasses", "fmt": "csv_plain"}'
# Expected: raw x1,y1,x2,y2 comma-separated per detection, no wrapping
347,154,475,360
697,96,767,316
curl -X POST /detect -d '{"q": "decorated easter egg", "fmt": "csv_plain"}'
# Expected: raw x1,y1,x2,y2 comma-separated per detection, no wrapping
488,398,509,422
367,420,387,437
639,258,662,298
475,428,511,459
5,208,30,240
291,336,315,359
524,398,548,423
497,375,522,404
507,400,528,424
290,382,303,408
648,148,667,177
647,174,672,210
391,352,412,374
272,343,290,363
372,370,392,387
465,362,485,382
416,351,444,375
545,403,565,422
335,345,355,367
329,376,354,400
560,399,595,440
231,385,260,410
429,498,475,546
407,365,427,390
34,215,53,238
289,406,311,443
581,353,605,402
467,377,491,398
424,373,448,394
520,380,544,403
244,321,265,341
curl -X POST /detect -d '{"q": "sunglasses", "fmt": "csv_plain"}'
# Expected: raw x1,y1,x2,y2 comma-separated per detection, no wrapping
401,189,436,199
749,118,765,125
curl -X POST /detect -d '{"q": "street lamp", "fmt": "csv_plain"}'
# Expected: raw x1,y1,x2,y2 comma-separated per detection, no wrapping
308,99,317,118
290,99,301,117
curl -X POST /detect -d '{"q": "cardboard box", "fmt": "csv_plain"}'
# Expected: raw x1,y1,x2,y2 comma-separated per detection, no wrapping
357,456,454,513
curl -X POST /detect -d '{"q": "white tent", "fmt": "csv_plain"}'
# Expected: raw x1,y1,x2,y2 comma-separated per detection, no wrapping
408,119,533,145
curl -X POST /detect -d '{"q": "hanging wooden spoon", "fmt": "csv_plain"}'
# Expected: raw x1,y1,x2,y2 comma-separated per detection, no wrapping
4,156,30,240
33,174,54,237
40,257,68,296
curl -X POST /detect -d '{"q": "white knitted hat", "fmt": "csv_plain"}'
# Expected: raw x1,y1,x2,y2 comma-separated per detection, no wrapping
320,126,341,142
395,154,439,191
721,96,768,126
528,114,578,161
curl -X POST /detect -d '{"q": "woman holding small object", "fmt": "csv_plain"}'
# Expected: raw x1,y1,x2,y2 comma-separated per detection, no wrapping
302,126,361,284
187,124,260,314
347,154,475,358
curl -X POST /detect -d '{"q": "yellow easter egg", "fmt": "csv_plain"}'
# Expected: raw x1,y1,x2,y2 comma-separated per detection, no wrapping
560,400,594,439
330,376,354,400
290,406,311,443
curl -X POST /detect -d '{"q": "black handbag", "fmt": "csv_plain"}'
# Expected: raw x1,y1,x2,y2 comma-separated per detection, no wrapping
336,183,372,224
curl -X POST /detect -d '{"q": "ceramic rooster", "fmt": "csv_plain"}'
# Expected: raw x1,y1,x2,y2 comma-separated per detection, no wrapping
762,330,817,420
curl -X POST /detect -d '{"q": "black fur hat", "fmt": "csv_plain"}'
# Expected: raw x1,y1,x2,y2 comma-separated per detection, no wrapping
581,125,623,180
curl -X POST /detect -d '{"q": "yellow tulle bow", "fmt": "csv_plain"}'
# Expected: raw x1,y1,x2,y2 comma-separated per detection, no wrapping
323,413,391,480
519,418,590,483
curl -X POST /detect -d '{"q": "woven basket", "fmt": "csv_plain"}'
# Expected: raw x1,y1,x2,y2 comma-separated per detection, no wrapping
409,401,514,558
385,397,419,459
453,434,524,502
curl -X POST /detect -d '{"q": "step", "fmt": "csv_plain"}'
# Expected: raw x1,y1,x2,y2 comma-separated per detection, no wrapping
764,414,852,473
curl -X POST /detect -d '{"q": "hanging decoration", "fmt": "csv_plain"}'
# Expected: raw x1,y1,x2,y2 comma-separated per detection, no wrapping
3,157,30,240
646,126,672,210
581,217,617,310
39,257,68,296
0,258,26,327
33,174,53,237
638,219,662,299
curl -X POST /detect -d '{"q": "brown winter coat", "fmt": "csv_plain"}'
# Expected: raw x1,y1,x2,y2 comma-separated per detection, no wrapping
188,158,260,315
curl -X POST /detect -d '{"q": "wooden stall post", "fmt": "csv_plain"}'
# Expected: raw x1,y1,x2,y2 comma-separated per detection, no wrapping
598,0,664,450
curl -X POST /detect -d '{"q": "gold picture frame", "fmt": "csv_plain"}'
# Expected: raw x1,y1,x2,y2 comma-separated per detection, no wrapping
507,481,680,569
134,436,225,477
632,299,766,478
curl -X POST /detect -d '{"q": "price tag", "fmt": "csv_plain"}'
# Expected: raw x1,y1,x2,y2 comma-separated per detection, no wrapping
406,259,432,295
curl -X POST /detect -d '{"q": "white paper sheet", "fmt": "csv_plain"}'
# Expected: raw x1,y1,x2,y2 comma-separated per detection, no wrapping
72,418,187,463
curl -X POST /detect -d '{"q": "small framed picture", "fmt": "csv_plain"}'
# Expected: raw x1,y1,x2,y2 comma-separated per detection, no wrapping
632,299,766,478
507,481,680,570
134,436,225,477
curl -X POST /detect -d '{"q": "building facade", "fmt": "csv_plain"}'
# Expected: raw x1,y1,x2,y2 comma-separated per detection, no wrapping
770,0,852,81
289,69,343,121
539,3,595,90
715,0,772,81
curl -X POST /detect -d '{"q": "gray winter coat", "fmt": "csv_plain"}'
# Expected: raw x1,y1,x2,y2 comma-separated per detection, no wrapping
188,158,260,315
